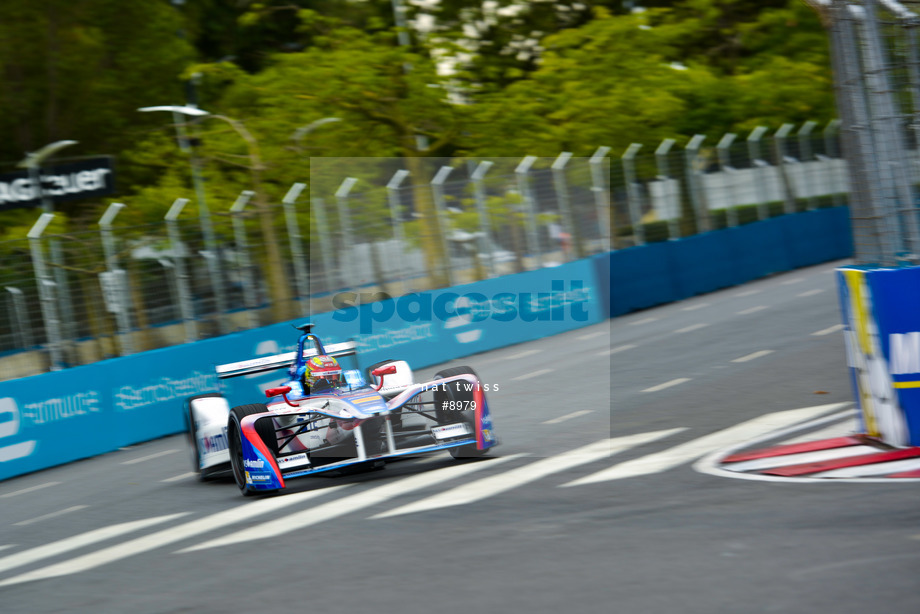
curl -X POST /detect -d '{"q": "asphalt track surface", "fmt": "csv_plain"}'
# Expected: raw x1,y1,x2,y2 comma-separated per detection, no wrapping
2,259,918,613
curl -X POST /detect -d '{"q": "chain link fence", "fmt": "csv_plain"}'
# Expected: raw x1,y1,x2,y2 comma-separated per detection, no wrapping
819,0,920,265
1,139,851,379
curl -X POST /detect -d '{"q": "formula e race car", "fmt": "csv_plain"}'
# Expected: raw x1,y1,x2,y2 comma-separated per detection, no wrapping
185,323,498,495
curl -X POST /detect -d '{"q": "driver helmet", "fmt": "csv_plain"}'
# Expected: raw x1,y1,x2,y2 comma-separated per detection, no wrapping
303,355,343,393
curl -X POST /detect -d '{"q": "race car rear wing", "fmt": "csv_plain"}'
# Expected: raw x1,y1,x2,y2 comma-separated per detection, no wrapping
215,341,357,379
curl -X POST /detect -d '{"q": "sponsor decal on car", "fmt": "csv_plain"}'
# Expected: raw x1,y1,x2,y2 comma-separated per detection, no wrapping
243,458,264,469
199,429,228,454
249,473,272,482
277,453,310,469
431,423,472,440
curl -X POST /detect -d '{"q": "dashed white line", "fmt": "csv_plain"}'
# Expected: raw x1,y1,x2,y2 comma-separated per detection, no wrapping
160,472,197,483
812,324,844,336
735,289,761,297
738,305,767,315
0,545,14,553
642,378,691,393
798,289,825,297
602,344,637,356
630,317,659,326
781,278,805,285
512,368,552,382
14,505,89,527
506,349,540,360
682,302,710,311
0,482,61,498
577,331,606,341
731,350,775,363
542,410,594,425
675,323,709,334
121,449,179,465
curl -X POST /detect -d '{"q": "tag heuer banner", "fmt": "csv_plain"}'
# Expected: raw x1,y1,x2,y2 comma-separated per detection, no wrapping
0,157,115,211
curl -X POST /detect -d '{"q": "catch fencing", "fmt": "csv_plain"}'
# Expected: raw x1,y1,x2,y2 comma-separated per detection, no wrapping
0,136,850,380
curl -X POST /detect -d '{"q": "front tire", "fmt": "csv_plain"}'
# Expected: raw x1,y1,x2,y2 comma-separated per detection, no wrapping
228,403,278,496
433,366,489,459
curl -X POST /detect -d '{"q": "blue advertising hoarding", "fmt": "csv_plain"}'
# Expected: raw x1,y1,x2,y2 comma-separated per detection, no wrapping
837,265,920,447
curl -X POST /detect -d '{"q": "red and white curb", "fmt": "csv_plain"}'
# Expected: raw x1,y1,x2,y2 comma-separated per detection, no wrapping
694,405,920,483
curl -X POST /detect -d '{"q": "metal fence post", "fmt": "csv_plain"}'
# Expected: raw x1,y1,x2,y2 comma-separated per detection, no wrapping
230,190,258,328
386,169,411,294
165,198,197,343
774,123,797,214
655,138,679,239
27,213,64,370
431,166,456,284
717,133,739,227
471,161,497,276
515,156,541,269
823,119,844,208
747,126,770,220
551,152,580,260
98,202,133,356
685,135,709,234
590,146,612,251
282,182,309,306
4,287,33,350
622,144,645,246
798,120,819,210
311,197,335,296
335,177,358,291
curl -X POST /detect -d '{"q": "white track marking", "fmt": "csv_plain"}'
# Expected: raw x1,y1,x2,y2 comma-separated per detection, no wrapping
734,289,761,297
724,445,879,473
577,331,606,341
564,404,849,486
603,344,636,356
812,324,844,336
0,482,61,498
179,455,524,553
781,278,804,285
121,449,179,465
780,420,858,445
731,350,775,363
506,349,539,360
813,458,920,478
160,472,197,483
688,404,915,484
630,317,659,326
0,546,13,553
14,505,89,527
512,369,552,382
738,305,767,315
0,513,188,576
682,302,710,311
675,323,709,334
0,486,347,587
542,410,594,425
798,289,825,297
372,431,684,519
642,378,691,393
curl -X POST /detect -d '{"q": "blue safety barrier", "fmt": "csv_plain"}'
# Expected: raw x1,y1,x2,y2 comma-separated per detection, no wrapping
602,206,853,318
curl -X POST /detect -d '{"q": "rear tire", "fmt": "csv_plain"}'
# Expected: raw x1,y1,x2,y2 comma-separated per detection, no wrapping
228,403,279,496
433,366,489,459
